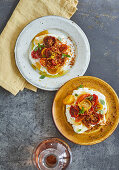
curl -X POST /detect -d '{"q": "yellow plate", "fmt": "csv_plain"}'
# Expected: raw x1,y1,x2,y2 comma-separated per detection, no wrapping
52,76,119,145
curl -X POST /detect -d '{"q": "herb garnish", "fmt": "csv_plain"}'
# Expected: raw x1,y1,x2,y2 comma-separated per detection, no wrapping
40,75,46,79
78,107,84,114
100,99,105,105
34,46,38,51
34,43,45,51
77,129,81,132
75,94,78,97
41,44,45,48
77,85,84,89
38,43,42,50
86,95,93,101
42,54,46,58
62,53,71,58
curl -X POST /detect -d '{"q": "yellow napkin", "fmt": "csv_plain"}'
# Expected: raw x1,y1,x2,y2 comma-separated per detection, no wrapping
0,0,78,95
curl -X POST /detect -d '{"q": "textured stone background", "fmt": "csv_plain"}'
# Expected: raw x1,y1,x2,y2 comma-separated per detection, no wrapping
0,0,119,170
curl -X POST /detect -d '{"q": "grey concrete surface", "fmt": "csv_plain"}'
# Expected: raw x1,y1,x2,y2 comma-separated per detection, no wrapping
0,0,119,170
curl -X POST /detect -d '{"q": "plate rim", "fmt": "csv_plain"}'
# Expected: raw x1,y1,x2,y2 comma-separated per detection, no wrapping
52,76,119,145
15,15,90,91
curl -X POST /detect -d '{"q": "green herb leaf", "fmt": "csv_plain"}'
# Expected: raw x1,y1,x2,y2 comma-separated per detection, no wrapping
62,54,66,58
78,112,82,115
77,85,84,89
82,107,84,113
77,129,81,132
41,44,45,48
75,94,78,97
42,54,46,58
100,99,105,105
40,75,46,79
86,95,93,101
58,37,62,41
62,54,66,56
62,53,71,58
38,43,42,50
34,46,38,52
89,96,93,101
78,107,84,114
66,55,71,58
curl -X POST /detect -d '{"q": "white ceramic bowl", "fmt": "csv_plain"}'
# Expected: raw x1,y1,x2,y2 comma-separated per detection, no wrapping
15,16,90,91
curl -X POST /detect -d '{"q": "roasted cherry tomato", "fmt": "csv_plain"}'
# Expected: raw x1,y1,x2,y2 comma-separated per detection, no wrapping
59,44,68,52
46,59,54,68
51,59,57,66
43,36,56,47
75,115,85,122
95,102,103,111
92,94,98,106
45,48,52,58
98,113,103,120
63,95,75,105
56,56,65,66
77,94,90,103
31,50,41,59
40,58,46,67
41,48,47,56
88,106,94,114
78,99,91,111
70,105,79,118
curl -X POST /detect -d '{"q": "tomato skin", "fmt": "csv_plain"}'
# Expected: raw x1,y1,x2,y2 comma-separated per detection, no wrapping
78,99,91,112
75,115,85,122
51,59,57,66
77,94,90,103
98,113,103,120
46,59,55,68
63,95,75,105
55,55,65,66
70,105,79,118
88,106,94,114
31,50,41,59
92,94,98,106
43,36,56,47
41,48,47,56
59,44,68,52
40,58,46,67
45,48,52,58
74,113,79,118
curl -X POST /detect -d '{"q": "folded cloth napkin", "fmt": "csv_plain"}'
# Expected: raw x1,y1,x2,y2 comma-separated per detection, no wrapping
0,0,78,95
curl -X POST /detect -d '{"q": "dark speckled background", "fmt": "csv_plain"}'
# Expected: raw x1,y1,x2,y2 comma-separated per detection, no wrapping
0,0,119,170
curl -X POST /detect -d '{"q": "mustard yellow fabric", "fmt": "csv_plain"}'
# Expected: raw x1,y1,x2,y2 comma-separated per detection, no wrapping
0,0,78,95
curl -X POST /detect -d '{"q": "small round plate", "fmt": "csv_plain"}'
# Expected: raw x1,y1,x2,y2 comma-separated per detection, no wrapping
15,16,90,91
52,76,119,145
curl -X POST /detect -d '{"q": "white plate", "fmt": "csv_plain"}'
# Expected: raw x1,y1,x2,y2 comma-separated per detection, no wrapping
15,16,90,91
